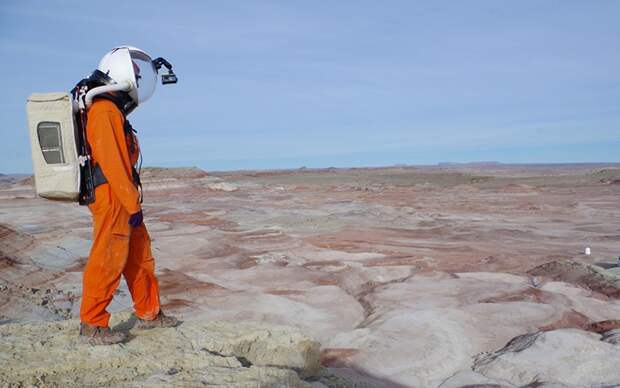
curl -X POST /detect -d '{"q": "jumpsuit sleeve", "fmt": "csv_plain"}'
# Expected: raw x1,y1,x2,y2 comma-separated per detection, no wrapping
88,109,142,215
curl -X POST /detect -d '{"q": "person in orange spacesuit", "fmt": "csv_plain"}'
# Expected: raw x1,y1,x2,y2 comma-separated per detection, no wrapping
76,46,179,345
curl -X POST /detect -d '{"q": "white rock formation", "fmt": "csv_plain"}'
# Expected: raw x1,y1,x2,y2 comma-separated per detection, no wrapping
472,329,620,387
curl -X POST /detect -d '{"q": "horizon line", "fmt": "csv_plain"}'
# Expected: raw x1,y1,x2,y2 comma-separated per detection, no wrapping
5,161,620,176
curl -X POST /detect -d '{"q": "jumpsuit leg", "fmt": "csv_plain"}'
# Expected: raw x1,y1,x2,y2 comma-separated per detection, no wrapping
123,224,161,320
80,185,131,327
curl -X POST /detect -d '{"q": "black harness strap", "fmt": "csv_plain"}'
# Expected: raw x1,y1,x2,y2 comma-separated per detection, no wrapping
72,71,137,206
92,164,107,188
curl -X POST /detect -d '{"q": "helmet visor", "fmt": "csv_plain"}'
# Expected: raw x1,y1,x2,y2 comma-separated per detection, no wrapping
129,50,157,104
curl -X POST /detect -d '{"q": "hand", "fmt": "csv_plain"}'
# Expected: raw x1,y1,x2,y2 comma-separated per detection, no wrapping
128,210,143,227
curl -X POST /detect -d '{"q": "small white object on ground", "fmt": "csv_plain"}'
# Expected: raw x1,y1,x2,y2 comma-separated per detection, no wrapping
585,247,591,256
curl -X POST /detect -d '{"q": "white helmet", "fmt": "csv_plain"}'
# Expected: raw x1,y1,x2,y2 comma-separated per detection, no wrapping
97,46,158,106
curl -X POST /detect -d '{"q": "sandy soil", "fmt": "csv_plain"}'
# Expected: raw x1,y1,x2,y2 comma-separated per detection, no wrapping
2,164,620,387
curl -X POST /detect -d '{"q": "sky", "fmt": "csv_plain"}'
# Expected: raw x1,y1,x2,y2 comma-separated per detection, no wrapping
1,0,619,173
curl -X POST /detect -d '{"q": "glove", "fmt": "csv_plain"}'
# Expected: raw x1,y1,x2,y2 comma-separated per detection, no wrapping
128,210,143,227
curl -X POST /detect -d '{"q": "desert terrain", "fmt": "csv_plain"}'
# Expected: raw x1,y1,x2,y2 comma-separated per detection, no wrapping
2,164,620,387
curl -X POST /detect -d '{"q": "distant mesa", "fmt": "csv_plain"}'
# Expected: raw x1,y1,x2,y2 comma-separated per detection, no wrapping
0,173,29,185
138,167,208,180
438,161,501,167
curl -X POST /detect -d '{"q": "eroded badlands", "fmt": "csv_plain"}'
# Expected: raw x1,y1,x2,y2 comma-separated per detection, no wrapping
2,165,620,387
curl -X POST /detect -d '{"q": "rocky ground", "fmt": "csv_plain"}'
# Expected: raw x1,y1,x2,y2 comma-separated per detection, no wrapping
2,164,620,387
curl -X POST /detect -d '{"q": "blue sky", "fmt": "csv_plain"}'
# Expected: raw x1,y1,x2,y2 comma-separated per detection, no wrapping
1,1,619,173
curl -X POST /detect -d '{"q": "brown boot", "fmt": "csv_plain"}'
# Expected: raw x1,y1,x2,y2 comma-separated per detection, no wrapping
79,323,127,345
134,310,180,330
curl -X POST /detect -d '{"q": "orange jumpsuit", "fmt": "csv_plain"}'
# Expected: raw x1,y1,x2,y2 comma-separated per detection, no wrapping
80,99,161,327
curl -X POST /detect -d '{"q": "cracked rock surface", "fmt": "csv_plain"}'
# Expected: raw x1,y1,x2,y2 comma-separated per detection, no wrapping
0,312,324,387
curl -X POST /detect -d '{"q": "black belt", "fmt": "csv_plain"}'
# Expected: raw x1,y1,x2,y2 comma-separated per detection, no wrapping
92,164,142,195
91,164,143,204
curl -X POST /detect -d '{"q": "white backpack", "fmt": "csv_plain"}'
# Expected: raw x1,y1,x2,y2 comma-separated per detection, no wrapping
26,92,81,201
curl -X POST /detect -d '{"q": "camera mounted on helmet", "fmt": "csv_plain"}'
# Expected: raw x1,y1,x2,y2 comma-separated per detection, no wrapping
152,57,178,85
